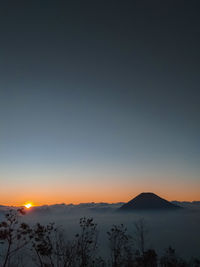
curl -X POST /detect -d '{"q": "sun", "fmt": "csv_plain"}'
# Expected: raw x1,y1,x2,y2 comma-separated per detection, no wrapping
24,203,33,209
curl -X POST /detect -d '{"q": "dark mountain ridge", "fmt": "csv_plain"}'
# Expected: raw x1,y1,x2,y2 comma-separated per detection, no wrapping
119,192,182,211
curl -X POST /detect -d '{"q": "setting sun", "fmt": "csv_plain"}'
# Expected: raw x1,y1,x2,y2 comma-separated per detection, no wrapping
24,203,33,209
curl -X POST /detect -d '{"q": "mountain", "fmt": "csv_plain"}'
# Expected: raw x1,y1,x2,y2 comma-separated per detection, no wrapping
119,192,181,211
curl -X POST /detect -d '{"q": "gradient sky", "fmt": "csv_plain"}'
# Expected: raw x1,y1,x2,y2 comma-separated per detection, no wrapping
0,1,200,206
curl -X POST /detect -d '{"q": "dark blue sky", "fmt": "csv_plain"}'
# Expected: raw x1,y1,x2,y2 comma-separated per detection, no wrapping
0,1,200,204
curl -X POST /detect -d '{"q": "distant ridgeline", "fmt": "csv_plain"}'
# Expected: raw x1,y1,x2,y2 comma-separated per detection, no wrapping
119,192,182,211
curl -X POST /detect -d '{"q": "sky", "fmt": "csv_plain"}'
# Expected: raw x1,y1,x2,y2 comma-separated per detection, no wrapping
0,1,200,206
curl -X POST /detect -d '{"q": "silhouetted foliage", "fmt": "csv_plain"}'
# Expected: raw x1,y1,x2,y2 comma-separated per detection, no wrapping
75,217,98,267
134,249,157,267
190,258,200,267
160,247,188,267
107,224,132,267
0,208,31,267
0,211,198,267
134,218,148,255
31,222,56,266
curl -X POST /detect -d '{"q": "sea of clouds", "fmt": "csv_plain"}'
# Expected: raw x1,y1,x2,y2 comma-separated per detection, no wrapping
0,202,200,260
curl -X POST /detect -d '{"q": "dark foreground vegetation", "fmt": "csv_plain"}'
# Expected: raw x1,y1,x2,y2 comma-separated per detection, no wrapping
0,209,199,267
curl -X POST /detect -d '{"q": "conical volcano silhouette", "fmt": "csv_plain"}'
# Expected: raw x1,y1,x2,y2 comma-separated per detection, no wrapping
119,192,181,211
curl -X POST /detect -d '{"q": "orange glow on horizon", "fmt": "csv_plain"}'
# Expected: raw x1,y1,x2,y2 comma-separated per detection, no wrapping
1,177,200,207
1,164,200,207
9,190,200,207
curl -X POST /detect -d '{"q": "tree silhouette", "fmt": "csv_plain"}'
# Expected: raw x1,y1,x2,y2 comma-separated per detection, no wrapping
160,247,188,267
107,224,132,267
31,222,56,266
134,218,148,255
0,208,31,267
75,217,98,267
0,211,198,267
